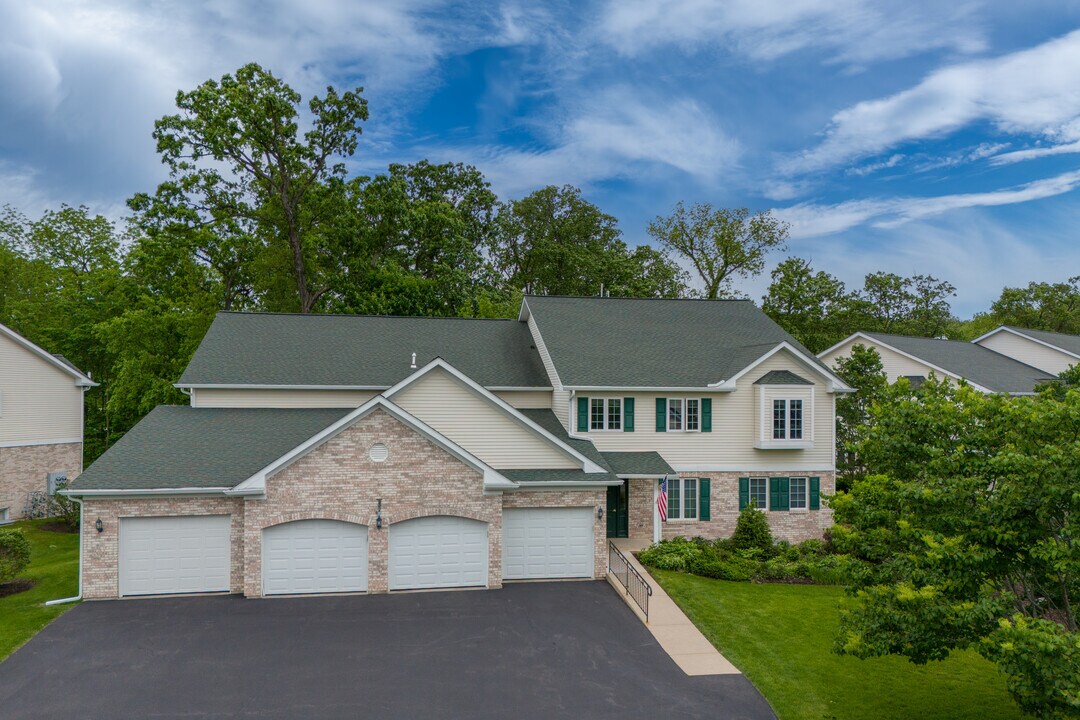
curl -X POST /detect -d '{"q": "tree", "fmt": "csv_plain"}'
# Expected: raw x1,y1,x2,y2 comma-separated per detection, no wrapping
831,378,1080,718
140,63,369,313
990,277,1080,334
842,272,955,337
831,344,888,491
762,257,847,352
647,202,788,299
907,274,957,337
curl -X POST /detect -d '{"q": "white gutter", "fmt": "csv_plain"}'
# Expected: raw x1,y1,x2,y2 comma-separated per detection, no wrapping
45,497,83,606
510,480,623,488
61,487,232,497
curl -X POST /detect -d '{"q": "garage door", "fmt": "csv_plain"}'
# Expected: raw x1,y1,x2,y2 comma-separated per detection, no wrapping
119,516,231,596
388,516,488,590
262,520,368,595
502,508,595,580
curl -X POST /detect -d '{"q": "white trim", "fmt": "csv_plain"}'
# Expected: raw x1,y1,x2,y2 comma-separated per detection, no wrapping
61,487,232,497
714,342,854,393
616,473,669,479
671,464,836,472
0,323,97,386
384,358,606,473
226,395,519,497
487,386,554,392
652,481,661,543
819,332,993,394
0,437,83,449
176,383,553,392
972,326,1080,361
509,480,622,489
566,385,734,392
588,396,624,431
520,299,565,391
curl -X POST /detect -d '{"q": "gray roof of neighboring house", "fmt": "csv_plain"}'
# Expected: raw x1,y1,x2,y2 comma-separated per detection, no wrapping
518,409,610,470
501,469,620,485
754,370,812,385
179,312,551,389
600,451,674,476
68,406,351,491
1001,326,1080,358
523,296,833,388
863,332,1057,394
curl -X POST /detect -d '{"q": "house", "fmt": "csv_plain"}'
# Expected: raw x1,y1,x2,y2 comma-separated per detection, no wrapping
64,296,852,599
0,323,96,524
818,331,1056,395
972,326,1080,376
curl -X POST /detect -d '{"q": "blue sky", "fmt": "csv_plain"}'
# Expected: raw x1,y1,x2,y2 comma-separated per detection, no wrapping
3,1,1080,316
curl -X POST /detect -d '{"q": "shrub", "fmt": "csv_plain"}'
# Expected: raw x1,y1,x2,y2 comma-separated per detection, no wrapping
730,506,774,552
638,537,703,572
689,554,756,581
796,539,826,558
0,529,32,585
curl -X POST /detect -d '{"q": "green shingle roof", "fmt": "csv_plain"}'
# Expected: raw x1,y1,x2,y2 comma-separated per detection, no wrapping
1002,327,1080,359
863,332,1056,394
518,409,610,470
754,370,813,385
523,296,832,387
600,451,674,476
179,312,551,389
68,406,351,491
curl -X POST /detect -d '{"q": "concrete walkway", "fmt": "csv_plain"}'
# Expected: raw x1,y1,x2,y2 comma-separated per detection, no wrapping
610,538,742,676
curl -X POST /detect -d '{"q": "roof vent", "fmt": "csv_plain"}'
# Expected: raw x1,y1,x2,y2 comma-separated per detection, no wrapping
410,352,417,369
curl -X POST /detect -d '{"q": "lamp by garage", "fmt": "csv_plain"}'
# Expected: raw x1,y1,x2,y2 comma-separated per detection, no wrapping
596,505,604,520
95,518,103,533
375,499,383,530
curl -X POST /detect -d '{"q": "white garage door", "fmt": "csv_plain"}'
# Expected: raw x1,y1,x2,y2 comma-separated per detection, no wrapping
119,516,231,596
262,520,368,595
502,508,595,580
388,516,488,590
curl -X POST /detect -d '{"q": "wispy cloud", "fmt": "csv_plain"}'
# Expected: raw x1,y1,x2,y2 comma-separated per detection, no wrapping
990,140,1080,164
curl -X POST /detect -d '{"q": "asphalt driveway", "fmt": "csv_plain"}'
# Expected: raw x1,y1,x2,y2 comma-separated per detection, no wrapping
0,581,774,719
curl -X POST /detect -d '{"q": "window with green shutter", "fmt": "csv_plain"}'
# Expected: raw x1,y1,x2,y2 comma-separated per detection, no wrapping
738,477,749,510
655,398,667,432
576,397,589,432
701,398,712,432
623,397,635,432
699,478,710,520
809,476,820,510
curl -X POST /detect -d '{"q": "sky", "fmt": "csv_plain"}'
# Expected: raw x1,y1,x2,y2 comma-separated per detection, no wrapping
3,1,1080,317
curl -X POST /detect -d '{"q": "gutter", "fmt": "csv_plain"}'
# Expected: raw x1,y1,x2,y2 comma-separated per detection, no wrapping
45,496,83,606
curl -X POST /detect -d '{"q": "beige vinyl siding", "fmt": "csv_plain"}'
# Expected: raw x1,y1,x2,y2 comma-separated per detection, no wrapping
976,332,1078,376
820,338,944,385
0,333,83,444
391,367,578,470
573,350,836,470
493,390,552,409
191,388,379,408
525,314,571,424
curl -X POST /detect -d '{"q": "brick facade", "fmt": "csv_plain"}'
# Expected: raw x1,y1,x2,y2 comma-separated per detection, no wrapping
0,442,82,521
502,489,607,579
627,478,654,541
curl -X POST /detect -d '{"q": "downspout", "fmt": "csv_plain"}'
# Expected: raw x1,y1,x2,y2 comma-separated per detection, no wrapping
45,495,83,606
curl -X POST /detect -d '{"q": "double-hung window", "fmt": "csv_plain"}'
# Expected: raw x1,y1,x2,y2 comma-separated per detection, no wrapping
667,477,699,520
590,398,622,431
789,477,808,511
667,398,702,432
749,477,768,510
771,399,804,440
667,398,684,431
686,399,700,431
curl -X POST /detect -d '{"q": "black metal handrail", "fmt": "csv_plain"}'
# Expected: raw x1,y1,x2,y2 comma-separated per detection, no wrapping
608,541,652,621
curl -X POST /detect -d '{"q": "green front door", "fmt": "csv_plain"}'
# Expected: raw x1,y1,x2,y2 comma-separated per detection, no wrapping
606,480,629,538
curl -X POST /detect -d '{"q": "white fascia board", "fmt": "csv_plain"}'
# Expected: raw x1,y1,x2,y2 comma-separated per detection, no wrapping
565,385,735,392
226,395,518,496
972,326,1080,360
670,464,837,473
61,487,231,497
0,323,97,387
509,480,623,489
716,342,855,394
176,383,390,390
384,358,606,473
616,473,669,479
485,386,554,392
517,298,532,322
817,332,865,359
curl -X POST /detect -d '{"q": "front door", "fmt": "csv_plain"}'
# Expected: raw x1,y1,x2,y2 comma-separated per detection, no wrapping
606,480,629,538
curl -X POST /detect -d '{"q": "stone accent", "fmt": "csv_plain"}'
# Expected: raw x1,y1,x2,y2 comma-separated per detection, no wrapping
243,408,500,596
0,442,82,520
502,489,607,579
80,496,245,599
661,472,834,543
627,478,654,541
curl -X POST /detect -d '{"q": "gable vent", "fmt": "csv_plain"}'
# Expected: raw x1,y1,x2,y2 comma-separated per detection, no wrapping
369,443,389,463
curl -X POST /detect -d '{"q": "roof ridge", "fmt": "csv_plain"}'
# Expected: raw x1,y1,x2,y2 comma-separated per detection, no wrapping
215,311,519,321
525,294,754,303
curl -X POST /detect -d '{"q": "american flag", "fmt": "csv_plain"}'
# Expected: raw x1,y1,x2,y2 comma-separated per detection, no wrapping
657,476,668,522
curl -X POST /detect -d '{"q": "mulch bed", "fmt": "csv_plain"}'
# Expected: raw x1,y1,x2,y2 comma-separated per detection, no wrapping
0,579,36,598
37,522,77,534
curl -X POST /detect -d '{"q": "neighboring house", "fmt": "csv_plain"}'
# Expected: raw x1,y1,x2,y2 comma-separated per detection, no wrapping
0,323,96,523
819,331,1056,395
64,296,852,600
973,326,1080,376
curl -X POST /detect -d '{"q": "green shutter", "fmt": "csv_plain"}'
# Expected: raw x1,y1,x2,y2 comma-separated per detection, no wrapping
810,476,821,510
738,477,749,510
655,398,667,432
778,477,790,511
577,397,589,432
769,477,781,512
699,478,710,521
623,397,635,432
701,398,712,432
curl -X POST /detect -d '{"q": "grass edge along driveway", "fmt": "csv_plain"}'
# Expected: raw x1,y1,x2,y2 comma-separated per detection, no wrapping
650,569,1023,720
0,519,79,661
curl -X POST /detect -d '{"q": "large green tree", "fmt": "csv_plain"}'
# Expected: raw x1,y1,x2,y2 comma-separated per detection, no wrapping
762,257,848,352
989,277,1080,334
831,344,888,491
842,272,956,336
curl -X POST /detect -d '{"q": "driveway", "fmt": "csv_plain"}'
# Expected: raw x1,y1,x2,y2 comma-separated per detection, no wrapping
0,581,774,719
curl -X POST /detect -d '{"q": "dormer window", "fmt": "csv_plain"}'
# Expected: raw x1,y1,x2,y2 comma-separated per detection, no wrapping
771,399,803,440
755,370,814,449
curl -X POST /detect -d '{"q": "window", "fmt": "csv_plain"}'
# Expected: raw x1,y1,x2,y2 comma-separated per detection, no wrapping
590,398,621,430
686,399,700,431
772,398,804,440
667,477,699,520
789,477,808,511
749,477,768,510
668,398,683,431
0,507,8,524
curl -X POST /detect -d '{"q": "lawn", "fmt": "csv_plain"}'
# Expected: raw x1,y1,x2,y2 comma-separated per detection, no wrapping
0,519,80,661
650,570,1024,720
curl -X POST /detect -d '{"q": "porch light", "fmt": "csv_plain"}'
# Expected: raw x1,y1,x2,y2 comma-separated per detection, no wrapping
597,505,604,519
376,499,383,530
95,518,103,533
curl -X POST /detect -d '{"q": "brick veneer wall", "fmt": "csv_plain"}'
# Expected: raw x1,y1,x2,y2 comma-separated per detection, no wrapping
0,442,82,520
627,478,654,541
502,489,606,578
80,496,245,599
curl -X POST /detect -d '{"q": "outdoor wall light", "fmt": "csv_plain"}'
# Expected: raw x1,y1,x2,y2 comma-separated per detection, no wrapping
376,499,383,530
95,518,103,533
597,505,604,519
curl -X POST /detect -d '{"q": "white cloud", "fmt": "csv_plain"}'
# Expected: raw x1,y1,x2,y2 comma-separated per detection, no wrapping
781,28,1080,174
775,169,1080,237
990,140,1080,164
599,0,986,64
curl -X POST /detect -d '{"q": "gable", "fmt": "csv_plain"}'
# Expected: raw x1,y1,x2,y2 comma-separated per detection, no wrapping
0,332,87,445
390,367,579,470
820,336,942,384
976,330,1077,376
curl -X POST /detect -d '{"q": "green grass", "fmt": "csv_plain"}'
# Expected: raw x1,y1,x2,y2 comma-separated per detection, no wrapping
0,519,80,661
651,570,1023,720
